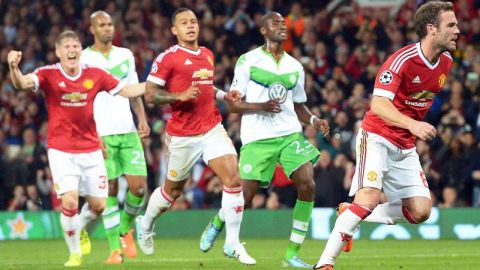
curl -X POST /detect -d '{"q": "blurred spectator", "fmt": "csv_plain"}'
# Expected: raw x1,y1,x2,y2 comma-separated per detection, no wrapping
203,176,223,209
251,192,266,209
25,184,41,211
439,186,464,208
314,151,350,207
265,191,281,209
284,3,304,53
7,185,27,211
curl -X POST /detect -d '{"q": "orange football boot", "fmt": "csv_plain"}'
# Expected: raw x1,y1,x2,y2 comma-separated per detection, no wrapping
337,202,353,252
120,228,138,258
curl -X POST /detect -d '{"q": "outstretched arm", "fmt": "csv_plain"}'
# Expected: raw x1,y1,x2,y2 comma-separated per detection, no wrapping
7,51,35,91
294,103,329,136
143,81,200,105
118,82,146,98
214,87,242,103
371,96,436,140
227,98,282,114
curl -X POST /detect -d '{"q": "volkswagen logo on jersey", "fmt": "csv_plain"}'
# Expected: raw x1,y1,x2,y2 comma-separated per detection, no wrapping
379,70,393,85
268,83,287,103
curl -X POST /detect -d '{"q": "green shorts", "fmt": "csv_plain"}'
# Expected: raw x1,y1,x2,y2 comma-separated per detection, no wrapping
102,132,147,180
239,132,320,187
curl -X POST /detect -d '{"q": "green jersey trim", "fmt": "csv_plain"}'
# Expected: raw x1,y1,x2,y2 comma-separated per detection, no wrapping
250,66,299,89
85,47,130,79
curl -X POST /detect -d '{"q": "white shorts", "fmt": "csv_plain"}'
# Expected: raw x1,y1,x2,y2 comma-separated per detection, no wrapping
165,124,237,181
48,148,108,198
349,128,430,202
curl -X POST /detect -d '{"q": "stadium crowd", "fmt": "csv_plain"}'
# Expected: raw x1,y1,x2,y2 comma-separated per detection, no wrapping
1,0,480,211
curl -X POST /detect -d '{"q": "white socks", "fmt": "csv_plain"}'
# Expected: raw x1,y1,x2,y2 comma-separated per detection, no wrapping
61,208,81,254
363,200,407,224
78,203,99,230
317,204,371,267
141,186,173,231
222,186,244,247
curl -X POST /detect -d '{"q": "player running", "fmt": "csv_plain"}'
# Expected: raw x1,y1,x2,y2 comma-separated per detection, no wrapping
314,2,459,269
7,30,146,267
80,11,149,264
135,8,255,265
199,12,329,268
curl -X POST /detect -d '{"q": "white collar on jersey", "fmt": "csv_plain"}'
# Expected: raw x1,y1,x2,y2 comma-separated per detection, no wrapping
59,63,83,81
416,42,440,70
176,45,201,55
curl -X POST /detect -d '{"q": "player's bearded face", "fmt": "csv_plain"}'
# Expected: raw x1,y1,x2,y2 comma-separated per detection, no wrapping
436,11,459,51
93,16,114,44
56,38,82,70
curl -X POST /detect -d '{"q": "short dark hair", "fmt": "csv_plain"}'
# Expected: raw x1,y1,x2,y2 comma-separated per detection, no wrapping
415,1,454,40
171,7,194,25
260,12,276,28
55,30,80,48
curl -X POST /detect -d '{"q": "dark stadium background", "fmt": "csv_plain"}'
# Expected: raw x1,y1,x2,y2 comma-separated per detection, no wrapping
1,0,480,213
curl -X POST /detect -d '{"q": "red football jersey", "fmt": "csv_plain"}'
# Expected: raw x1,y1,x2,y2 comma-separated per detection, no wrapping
31,63,123,152
147,45,221,136
362,43,453,149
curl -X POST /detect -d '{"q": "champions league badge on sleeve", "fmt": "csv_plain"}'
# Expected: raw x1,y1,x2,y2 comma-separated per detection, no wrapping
151,62,158,73
379,70,393,85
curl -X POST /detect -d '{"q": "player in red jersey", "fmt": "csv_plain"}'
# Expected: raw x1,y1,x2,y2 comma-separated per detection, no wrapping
7,30,145,267
134,8,255,265
314,2,459,269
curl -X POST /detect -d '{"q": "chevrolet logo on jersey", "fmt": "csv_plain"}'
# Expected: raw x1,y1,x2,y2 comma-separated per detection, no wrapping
62,92,87,102
192,68,213,80
409,90,435,101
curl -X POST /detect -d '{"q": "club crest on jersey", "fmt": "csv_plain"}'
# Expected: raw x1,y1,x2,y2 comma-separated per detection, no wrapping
439,74,447,88
379,70,393,85
82,79,94,90
268,83,287,104
243,164,253,173
367,171,377,181
192,68,213,80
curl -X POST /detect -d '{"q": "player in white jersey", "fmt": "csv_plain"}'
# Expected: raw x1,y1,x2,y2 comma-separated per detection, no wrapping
199,12,329,268
80,11,148,264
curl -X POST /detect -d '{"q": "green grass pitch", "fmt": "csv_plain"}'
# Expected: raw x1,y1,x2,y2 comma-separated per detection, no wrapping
0,239,478,269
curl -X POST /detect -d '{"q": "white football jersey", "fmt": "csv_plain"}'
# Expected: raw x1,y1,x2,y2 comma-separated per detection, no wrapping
81,46,138,136
230,47,306,145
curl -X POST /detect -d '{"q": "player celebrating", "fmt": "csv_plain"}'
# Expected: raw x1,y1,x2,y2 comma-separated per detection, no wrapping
314,2,459,269
80,11,149,264
7,30,146,267
135,8,255,265
199,12,329,268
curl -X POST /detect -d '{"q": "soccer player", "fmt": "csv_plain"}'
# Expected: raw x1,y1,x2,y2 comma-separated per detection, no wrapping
80,11,148,264
7,30,146,267
313,2,459,269
135,8,255,265
199,12,329,268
